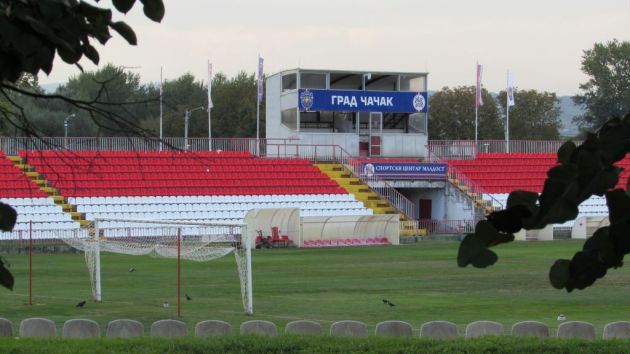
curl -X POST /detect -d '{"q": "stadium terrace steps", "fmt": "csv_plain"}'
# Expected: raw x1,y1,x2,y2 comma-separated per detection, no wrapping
315,163,425,237
7,154,89,228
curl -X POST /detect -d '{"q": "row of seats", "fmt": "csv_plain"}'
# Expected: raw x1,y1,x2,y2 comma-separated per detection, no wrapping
78,201,366,213
70,194,357,204
6,317,628,339
40,172,329,181
0,154,48,198
64,186,346,197
35,165,320,173
303,237,390,248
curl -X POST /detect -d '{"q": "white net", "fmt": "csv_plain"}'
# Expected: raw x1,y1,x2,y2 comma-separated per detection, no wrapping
61,218,252,314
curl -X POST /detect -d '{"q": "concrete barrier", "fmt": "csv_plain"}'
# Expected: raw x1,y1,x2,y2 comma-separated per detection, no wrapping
150,319,187,337
106,319,144,338
330,320,368,337
195,320,232,336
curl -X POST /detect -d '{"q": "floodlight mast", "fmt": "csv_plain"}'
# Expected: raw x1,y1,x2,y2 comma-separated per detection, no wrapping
184,106,205,151
63,113,76,149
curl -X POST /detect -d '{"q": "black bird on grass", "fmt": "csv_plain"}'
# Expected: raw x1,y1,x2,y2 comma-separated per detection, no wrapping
185,293,192,301
75,300,86,308
382,299,395,307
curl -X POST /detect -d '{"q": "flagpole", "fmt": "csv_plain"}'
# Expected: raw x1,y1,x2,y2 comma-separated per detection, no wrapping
506,70,510,153
207,61,212,151
159,66,163,151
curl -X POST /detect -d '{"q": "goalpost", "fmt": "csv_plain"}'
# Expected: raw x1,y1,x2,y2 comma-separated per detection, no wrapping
62,218,253,315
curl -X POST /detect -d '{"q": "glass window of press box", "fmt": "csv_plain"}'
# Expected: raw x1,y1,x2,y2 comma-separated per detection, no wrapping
300,73,327,89
282,73,297,92
399,75,426,92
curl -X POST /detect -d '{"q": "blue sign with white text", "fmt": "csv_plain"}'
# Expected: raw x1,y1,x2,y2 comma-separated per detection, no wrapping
361,163,447,180
299,89,428,113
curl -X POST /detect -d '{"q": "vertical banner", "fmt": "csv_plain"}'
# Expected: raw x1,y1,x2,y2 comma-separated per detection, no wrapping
476,63,484,107
507,71,515,107
257,55,264,102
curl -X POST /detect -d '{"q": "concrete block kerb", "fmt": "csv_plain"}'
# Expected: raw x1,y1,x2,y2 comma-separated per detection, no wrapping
63,319,100,338
150,319,187,337
511,321,549,337
420,321,459,339
240,320,277,336
465,320,504,338
195,320,232,336
330,320,368,337
557,321,596,340
375,321,413,337
285,320,322,335
106,319,144,338
603,321,630,339
19,318,57,337
0,318,13,337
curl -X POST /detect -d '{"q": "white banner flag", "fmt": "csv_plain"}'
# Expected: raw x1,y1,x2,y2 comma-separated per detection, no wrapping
257,55,264,102
207,61,213,109
507,71,515,107
476,63,483,107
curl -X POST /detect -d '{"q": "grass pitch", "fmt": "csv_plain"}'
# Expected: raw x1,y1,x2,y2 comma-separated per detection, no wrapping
1,240,630,336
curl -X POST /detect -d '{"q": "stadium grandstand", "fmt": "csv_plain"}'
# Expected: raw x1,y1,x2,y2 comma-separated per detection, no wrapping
0,68,614,247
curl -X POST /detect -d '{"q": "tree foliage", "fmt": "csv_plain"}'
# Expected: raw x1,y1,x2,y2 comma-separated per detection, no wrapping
572,39,630,130
497,89,561,140
428,86,503,140
0,0,164,290
458,113,630,292
0,0,164,83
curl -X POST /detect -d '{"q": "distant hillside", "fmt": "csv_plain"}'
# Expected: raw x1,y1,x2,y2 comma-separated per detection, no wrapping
41,83,60,93
557,96,583,138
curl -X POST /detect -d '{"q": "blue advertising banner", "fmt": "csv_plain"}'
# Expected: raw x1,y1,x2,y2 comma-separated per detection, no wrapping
361,162,447,180
299,89,428,113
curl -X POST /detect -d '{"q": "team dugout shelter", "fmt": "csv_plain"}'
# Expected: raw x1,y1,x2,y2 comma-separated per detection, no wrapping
265,69,429,158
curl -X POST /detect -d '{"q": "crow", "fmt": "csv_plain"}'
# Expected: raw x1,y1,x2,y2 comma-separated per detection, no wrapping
128,267,136,273
185,293,192,301
382,299,395,307
75,300,86,308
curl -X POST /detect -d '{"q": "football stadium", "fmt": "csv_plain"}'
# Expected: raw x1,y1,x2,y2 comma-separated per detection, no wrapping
1,68,630,345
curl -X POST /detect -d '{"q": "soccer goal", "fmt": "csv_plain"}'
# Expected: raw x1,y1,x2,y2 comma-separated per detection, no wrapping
62,218,253,315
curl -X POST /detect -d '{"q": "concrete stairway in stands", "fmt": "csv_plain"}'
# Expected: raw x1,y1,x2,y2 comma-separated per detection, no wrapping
315,163,425,236
7,155,89,227
447,175,495,215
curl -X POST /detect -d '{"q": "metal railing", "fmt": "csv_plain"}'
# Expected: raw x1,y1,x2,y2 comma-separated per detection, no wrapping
426,144,503,210
264,142,416,220
428,140,572,160
418,219,475,234
0,137,297,156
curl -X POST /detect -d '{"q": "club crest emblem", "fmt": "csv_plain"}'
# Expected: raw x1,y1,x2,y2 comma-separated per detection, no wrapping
412,93,426,112
300,89,314,111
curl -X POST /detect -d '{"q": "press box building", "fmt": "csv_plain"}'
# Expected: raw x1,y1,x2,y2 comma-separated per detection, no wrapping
265,68,475,225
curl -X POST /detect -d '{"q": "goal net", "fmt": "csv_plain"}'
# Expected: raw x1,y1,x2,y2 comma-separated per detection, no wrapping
62,218,252,315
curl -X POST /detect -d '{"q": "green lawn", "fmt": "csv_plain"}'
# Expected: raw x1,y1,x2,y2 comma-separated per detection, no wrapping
1,240,629,336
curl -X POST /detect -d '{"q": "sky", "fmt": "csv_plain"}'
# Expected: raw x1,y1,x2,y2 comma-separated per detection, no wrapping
38,0,630,96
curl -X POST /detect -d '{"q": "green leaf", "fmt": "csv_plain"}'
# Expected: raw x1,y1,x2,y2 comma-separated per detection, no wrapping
140,0,165,22
457,233,498,268
0,203,17,232
557,141,576,165
110,21,137,45
583,227,621,268
82,43,100,64
0,259,14,290
113,0,137,14
549,259,570,290
606,189,630,224
474,220,514,246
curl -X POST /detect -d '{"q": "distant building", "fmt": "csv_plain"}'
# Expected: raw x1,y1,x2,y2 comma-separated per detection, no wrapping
265,69,429,158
